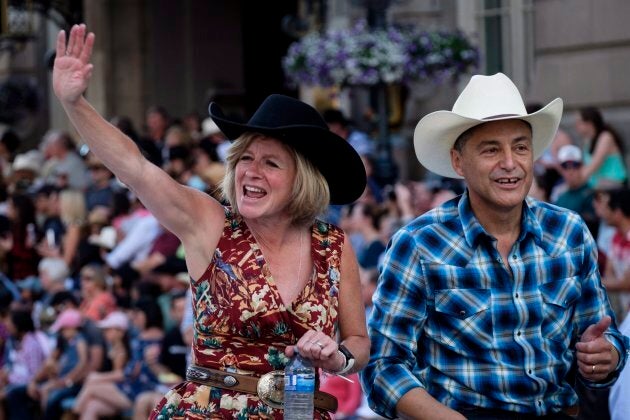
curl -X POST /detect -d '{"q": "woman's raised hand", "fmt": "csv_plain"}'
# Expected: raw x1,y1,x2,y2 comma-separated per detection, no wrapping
53,24,95,105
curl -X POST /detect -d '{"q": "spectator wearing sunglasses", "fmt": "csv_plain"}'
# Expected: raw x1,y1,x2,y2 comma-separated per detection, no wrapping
554,145,599,237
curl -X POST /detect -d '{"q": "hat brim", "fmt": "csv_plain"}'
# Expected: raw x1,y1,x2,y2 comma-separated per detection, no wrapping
209,103,366,204
414,98,563,179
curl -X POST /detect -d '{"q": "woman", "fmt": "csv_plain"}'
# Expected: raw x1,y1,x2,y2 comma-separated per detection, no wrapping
575,106,628,188
53,24,369,419
78,264,116,321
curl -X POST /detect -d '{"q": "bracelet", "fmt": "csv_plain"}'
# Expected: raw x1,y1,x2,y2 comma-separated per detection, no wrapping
336,351,355,375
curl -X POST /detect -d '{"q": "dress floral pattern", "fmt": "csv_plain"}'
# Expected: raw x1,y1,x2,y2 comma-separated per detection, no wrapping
151,207,344,419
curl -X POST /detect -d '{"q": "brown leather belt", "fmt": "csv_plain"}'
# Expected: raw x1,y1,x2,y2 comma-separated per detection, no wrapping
186,364,338,412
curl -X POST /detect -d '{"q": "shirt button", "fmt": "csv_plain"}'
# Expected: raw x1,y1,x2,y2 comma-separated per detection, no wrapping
538,401,542,406
517,331,521,336
515,293,519,298
528,369,532,374
460,310,466,316
512,254,517,260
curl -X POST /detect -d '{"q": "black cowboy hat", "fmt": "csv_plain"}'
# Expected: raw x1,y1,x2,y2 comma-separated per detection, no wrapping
208,94,366,205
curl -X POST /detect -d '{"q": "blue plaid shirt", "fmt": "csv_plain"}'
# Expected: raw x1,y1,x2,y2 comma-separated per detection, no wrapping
361,191,629,418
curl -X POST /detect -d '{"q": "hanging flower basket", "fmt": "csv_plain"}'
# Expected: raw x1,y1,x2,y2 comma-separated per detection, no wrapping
282,20,480,88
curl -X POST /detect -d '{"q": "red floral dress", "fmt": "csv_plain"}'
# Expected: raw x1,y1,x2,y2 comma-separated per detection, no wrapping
151,207,344,419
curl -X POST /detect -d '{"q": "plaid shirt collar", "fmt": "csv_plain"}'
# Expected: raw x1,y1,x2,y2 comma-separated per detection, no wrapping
458,190,545,251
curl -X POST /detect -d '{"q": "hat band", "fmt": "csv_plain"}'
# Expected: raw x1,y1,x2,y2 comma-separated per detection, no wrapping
481,113,520,120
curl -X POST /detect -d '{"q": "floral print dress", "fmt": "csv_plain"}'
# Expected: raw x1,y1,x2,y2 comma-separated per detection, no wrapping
152,207,344,419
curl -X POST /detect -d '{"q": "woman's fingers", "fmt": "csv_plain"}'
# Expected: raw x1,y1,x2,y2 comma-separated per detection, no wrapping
66,24,79,56
56,29,67,58
80,32,96,64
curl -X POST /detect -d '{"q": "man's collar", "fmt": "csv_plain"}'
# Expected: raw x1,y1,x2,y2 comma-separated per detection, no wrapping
458,190,543,248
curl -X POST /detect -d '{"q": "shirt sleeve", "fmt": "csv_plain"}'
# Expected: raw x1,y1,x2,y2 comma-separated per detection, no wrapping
359,228,427,419
105,216,161,269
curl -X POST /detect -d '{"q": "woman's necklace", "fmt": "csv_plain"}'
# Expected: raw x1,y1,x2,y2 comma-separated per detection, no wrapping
251,227,306,300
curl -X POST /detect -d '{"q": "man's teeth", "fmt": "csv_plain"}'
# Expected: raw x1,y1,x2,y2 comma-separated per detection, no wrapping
497,178,519,184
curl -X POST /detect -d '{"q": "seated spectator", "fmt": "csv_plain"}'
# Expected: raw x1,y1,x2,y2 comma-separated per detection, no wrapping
39,130,88,190
72,311,131,419
33,184,64,246
8,151,42,194
71,298,165,420
84,154,117,211
36,189,88,279
0,308,50,419
347,202,387,271
78,264,116,321
2,194,39,282
553,145,599,237
32,257,70,329
9,309,88,420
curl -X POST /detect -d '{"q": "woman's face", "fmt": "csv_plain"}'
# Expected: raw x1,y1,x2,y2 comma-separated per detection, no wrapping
234,136,296,221
80,269,99,295
574,114,594,139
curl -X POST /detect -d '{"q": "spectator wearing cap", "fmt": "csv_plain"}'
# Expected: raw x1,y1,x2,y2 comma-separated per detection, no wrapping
72,311,131,416
9,150,42,194
200,117,230,162
49,291,107,374
553,144,599,237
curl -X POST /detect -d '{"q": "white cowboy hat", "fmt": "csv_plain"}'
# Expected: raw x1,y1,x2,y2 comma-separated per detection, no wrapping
413,72,563,179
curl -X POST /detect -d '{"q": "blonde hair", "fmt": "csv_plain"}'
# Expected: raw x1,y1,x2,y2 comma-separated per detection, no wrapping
59,189,87,226
221,133,330,226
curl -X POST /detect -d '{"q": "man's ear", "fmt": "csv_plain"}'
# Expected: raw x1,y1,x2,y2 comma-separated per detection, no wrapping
450,148,465,178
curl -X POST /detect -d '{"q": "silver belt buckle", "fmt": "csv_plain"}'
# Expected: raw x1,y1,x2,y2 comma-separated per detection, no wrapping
257,370,284,409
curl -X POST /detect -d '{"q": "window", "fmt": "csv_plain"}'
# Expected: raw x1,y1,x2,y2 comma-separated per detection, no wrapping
475,0,534,87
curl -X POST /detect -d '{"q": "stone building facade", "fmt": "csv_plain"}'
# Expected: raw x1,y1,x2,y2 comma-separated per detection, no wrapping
1,0,629,179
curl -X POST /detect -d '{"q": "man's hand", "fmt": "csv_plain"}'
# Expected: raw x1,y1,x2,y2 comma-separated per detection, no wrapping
575,316,619,381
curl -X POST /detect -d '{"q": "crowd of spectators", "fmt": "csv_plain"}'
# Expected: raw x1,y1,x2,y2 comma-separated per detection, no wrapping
0,101,628,419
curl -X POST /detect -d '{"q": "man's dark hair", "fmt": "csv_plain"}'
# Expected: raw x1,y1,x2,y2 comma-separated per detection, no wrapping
133,297,164,330
50,290,80,307
452,120,533,153
608,188,630,217
10,308,35,335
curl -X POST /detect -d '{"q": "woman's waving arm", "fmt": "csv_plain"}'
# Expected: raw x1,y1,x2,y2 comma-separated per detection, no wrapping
53,25,224,277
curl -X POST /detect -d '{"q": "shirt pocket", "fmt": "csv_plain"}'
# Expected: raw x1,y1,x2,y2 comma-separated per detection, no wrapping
432,288,494,352
539,276,580,343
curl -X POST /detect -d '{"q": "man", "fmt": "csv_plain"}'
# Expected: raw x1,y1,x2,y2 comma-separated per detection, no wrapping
596,188,630,420
361,73,628,419
40,130,88,190
553,144,599,237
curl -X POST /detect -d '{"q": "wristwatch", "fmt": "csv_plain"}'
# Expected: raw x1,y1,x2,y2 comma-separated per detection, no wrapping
336,344,355,375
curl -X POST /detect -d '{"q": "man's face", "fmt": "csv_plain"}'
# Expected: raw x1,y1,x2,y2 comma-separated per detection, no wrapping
451,119,534,215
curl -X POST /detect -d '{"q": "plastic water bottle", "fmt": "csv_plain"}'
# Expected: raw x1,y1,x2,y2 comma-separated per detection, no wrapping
283,353,315,419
